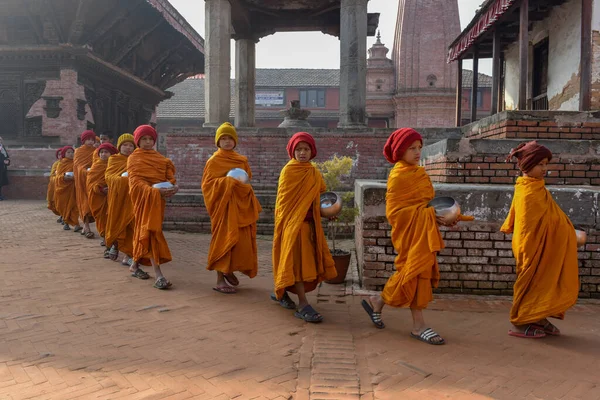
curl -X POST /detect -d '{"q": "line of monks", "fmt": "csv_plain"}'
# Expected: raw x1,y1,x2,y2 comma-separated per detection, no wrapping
45,124,581,345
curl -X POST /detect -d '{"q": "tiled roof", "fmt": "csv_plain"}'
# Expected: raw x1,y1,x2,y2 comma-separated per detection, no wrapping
157,68,493,119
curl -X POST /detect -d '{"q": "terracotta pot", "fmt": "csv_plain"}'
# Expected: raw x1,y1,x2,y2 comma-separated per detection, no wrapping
326,251,351,284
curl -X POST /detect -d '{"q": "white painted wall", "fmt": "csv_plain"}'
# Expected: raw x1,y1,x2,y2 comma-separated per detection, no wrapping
503,0,582,111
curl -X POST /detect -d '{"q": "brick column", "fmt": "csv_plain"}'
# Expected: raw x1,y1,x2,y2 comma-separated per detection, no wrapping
234,38,256,127
338,0,368,128
203,0,231,127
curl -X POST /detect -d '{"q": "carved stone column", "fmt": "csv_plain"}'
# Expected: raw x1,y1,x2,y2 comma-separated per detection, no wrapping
203,0,232,127
338,0,368,128
235,38,256,127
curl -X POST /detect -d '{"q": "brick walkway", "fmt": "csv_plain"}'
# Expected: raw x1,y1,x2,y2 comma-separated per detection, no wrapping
1,200,600,400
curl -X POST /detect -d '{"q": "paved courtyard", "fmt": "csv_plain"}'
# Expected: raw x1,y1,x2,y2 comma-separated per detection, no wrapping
1,200,600,400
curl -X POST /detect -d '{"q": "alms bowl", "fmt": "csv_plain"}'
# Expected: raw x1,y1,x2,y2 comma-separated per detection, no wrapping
320,191,343,218
86,168,91,172
152,181,174,189
428,196,461,224
226,168,249,184
64,171,74,178
575,228,587,247
121,171,129,177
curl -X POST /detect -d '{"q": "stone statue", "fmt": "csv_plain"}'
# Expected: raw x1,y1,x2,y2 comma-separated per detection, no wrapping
278,100,311,128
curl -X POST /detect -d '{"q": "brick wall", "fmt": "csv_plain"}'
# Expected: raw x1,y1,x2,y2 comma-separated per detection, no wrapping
3,174,49,200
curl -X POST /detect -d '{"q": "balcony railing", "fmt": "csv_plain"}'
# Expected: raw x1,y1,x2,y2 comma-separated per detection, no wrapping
532,94,549,110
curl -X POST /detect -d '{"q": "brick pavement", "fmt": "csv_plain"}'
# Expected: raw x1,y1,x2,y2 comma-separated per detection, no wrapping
1,200,600,400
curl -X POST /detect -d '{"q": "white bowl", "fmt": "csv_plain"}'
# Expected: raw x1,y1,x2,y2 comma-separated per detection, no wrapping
152,181,174,189
86,168,91,172
65,172,74,178
226,168,250,184
121,171,129,177
320,192,343,218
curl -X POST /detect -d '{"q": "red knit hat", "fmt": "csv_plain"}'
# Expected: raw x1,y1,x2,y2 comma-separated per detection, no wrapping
133,125,157,146
383,128,423,164
286,132,317,160
80,130,96,144
96,143,118,156
60,146,74,158
506,141,553,173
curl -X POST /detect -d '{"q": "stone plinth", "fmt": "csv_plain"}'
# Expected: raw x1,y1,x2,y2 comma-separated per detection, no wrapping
354,179,600,298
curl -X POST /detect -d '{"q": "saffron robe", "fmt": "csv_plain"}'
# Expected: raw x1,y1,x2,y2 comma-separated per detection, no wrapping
381,162,444,309
54,158,79,226
127,149,176,266
47,160,60,215
73,145,95,221
272,159,336,300
87,155,109,236
202,149,262,277
105,154,135,256
501,176,580,325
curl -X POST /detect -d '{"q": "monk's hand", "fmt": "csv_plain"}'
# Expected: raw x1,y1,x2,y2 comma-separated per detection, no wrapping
171,185,179,196
436,215,456,227
101,187,109,195
158,187,171,197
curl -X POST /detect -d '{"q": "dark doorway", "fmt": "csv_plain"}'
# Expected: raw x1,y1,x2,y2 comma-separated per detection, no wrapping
532,38,549,110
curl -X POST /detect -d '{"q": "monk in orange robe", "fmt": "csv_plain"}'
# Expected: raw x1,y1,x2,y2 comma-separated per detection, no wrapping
363,128,472,345
87,142,118,255
54,146,81,231
202,123,262,294
272,132,337,323
74,130,97,237
105,133,137,268
47,148,63,221
128,125,178,289
502,141,580,339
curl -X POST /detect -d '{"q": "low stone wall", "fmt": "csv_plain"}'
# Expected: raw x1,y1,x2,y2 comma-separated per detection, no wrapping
354,180,600,298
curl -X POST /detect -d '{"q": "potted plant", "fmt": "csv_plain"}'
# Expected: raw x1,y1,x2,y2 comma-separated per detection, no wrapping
313,155,359,284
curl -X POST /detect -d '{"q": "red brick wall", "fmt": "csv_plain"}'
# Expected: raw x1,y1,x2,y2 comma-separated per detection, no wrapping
3,175,49,200
464,119,600,140
356,217,600,298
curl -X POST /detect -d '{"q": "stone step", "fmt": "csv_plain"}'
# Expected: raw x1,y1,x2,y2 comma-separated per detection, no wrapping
421,138,600,186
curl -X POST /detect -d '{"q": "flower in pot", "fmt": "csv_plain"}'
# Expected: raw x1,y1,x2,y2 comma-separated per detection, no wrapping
313,155,359,284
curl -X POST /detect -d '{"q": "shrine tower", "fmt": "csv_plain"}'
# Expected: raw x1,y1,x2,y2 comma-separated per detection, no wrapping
392,0,461,127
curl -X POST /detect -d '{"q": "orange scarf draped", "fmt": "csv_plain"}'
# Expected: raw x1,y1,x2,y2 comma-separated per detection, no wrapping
47,160,60,215
202,149,262,276
501,176,580,325
73,145,95,220
87,155,109,236
381,162,444,308
54,158,78,226
127,149,176,266
105,154,135,256
272,159,336,299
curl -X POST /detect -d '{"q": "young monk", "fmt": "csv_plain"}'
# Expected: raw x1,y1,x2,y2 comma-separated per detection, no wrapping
202,122,262,294
362,128,472,345
105,133,138,269
47,148,63,222
501,141,580,338
87,142,118,255
54,146,81,232
128,125,178,289
272,132,337,323
99,132,114,145
74,130,97,237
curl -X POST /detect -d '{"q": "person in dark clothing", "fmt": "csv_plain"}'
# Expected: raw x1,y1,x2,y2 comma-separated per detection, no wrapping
0,137,10,201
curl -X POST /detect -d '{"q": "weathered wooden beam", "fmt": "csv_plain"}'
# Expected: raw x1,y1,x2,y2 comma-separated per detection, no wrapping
580,0,592,111
83,0,144,45
518,0,529,110
456,58,463,127
229,0,253,39
68,0,94,44
491,29,501,115
471,47,479,122
111,18,164,65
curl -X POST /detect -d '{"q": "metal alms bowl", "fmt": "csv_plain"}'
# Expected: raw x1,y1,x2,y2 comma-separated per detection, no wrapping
64,171,74,178
428,196,461,223
575,228,587,247
226,168,250,184
320,191,343,218
152,181,174,189
121,171,129,177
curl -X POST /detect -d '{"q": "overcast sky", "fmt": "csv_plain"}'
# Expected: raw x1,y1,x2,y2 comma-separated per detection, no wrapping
169,0,491,75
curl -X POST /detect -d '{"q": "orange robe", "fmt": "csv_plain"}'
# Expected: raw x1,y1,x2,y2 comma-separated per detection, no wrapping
105,154,135,256
47,160,60,215
501,176,580,325
381,162,444,309
202,149,262,277
87,155,109,236
54,158,79,226
272,159,336,299
73,145,95,222
127,148,176,266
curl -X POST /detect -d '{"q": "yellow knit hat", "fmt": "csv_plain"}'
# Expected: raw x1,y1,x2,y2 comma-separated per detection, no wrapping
117,133,135,151
215,122,238,147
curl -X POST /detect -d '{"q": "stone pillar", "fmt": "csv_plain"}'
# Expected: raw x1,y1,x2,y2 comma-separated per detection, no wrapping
338,0,368,128
235,38,256,127
203,0,231,127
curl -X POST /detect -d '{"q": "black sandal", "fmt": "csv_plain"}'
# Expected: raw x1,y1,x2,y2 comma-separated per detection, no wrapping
154,277,172,290
131,268,150,280
270,292,296,310
108,245,119,261
361,299,385,329
410,328,445,345
294,305,323,323
63,224,71,231
73,225,82,232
